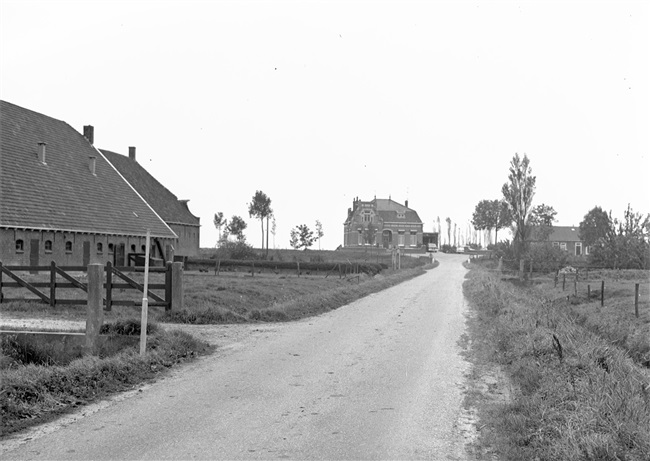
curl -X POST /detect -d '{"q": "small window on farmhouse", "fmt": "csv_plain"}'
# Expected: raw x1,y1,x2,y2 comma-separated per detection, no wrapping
585,246,590,256
15,239,24,253
560,242,567,252
552,242,559,248
141,245,147,253
45,240,53,253
65,241,73,253
108,243,114,254
97,242,103,254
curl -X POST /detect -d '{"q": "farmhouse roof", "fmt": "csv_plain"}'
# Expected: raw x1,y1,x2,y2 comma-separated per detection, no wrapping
0,100,177,238
546,226,582,242
101,149,200,227
374,198,423,223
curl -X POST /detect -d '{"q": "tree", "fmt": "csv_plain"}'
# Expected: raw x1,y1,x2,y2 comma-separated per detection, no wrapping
226,215,247,242
248,190,272,250
363,222,377,245
445,217,451,245
315,220,324,250
502,153,536,258
213,212,227,246
290,224,315,250
271,215,277,249
579,207,612,247
529,203,557,240
471,199,511,245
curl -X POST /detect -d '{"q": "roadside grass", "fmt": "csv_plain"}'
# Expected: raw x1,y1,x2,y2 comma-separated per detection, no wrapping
462,265,650,461
1,321,211,436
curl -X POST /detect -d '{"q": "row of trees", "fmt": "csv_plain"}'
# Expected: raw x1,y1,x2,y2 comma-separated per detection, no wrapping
471,153,649,269
214,190,326,256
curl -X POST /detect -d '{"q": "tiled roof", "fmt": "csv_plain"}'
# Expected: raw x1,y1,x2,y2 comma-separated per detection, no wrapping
101,150,200,227
0,100,177,239
374,198,423,223
546,226,582,242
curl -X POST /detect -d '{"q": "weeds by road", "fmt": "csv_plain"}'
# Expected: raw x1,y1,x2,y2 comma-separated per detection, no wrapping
462,264,650,461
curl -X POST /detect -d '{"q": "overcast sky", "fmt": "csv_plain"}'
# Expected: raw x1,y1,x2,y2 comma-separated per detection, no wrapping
2,0,648,249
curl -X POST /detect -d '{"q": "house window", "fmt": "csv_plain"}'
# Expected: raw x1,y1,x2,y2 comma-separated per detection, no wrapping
65,241,73,253
363,211,372,222
131,244,137,253
141,245,146,253
552,242,559,248
398,231,405,247
410,231,417,247
45,240,53,253
560,242,567,251
15,239,24,253
97,242,103,254
575,242,582,256
397,212,405,219
585,246,590,256
358,230,363,245
108,243,114,254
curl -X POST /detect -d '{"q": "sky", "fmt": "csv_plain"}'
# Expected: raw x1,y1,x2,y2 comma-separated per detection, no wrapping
1,0,648,250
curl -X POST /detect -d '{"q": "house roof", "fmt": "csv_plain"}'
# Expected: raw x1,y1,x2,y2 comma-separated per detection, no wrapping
0,100,177,239
373,198,423,224
101,149,200,227
545,226,582,242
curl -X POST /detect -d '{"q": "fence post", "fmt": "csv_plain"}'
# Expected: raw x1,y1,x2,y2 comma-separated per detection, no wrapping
574,279,577,297
297,261,300,277
86,264,104,355
519,259,525,281
498,257,503,273
50,261,56,307
635,283,640,318
562,274,566,291
601,280,605,307
165,261,172,311
172,262,183,311
105,261,113,311
587,284,591,302
251,261,255,277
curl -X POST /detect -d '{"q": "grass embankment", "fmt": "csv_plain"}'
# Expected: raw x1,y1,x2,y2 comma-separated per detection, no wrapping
1,320,211,436
162,264,432,323
463,265,650,461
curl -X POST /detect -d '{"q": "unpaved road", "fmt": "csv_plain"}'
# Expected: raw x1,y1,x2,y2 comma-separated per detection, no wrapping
2,255,472,460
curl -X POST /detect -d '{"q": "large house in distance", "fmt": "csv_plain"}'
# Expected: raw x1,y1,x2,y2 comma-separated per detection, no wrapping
343,197,424,249
0,100,199,266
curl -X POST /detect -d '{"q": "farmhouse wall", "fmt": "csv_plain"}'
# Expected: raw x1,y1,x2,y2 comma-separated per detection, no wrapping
0,229,171,266
169,224,200,257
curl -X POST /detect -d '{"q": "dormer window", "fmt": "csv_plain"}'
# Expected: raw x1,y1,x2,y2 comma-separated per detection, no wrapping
397,211,406,219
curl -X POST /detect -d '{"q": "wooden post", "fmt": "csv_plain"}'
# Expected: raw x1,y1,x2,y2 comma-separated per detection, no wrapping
587,284,591,302
297,261,300,277
634,283,640,318
172,261,184,311
574,279,577,297
554,273,558,288
519,259,525,282
50,261,56,307
85,264,104,355
601,280,605,307
562,274,566,291
164,261,172,312
498,257,503,273
140,230,151,356
251,261,255,277
106,261,113,311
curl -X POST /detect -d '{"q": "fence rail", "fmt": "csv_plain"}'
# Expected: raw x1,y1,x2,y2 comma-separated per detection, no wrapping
0,261,174,311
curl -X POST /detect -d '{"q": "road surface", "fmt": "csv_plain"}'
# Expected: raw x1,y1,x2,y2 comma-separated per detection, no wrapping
2,254,472,460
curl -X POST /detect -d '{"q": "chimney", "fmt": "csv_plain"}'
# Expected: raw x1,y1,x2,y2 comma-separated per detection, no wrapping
89,156,97,175
38,142,47,164
129,146,136,161
405,200,409,208
83,125,94,145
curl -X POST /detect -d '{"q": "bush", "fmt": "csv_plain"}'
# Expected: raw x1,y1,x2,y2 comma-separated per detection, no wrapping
526,243,568,273
213,240,257,260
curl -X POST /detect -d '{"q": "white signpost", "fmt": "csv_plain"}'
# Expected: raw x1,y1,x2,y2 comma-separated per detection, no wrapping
140,230,151,356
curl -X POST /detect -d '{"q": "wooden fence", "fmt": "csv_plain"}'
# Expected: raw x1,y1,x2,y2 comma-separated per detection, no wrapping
0,261,177,311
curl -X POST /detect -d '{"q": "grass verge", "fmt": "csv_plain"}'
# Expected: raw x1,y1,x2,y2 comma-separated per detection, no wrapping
462,265,650,461
1,321,211,436
160,264,433,324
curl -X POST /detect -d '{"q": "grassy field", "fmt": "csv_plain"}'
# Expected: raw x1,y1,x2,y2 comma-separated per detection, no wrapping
463,262,650,460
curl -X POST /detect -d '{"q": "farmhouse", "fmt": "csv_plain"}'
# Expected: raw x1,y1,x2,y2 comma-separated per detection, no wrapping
535,226,588,257
0,100,183,266
343,197,424,249
101,148,200,257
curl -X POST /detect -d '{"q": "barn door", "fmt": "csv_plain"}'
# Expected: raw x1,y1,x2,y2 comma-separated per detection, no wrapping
30,239,40,273
116,243,125,266
82,241,91,267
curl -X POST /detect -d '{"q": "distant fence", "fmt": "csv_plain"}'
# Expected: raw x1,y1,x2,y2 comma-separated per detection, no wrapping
0,261,184,311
